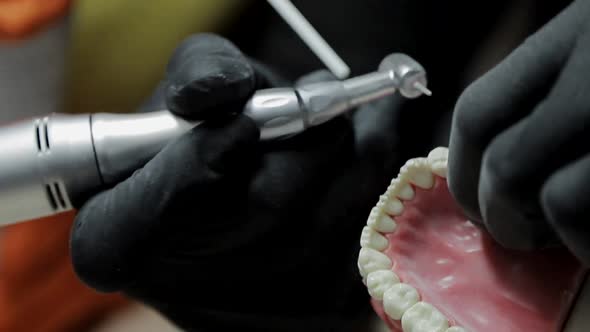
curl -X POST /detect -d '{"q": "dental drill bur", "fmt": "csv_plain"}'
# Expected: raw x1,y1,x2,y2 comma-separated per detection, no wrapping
245,53,430,139
0,53,430,226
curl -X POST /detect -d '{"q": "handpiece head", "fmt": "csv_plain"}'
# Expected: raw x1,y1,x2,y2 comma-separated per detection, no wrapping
379,53,431,98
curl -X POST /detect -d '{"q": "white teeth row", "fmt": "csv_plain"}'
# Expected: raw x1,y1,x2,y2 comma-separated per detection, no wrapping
402,302,450,332
384,282,420,320
361,226,389,251
367,270,400,300
358,247,392,277
358,147,466,332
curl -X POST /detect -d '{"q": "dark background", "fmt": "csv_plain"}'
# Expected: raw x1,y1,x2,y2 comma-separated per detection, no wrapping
223,0,571,162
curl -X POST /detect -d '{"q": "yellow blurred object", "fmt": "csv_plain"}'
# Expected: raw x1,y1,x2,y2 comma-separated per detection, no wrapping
63,0,247,115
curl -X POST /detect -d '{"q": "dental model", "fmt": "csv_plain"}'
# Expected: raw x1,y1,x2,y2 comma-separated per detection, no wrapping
358,147,588,332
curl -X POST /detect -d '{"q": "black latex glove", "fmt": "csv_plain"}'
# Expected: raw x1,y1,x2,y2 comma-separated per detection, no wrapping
70,33,409,331
448,0,590,264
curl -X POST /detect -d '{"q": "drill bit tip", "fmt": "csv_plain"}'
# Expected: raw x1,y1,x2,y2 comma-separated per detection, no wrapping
413,82,432,96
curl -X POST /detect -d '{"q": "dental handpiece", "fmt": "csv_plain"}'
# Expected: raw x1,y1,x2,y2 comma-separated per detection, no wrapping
0,53,430,226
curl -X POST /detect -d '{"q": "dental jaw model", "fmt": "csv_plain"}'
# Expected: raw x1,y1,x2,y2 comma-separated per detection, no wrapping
358,147,588,332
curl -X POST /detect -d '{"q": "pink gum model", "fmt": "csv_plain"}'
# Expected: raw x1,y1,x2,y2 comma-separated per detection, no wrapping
358,147,588,332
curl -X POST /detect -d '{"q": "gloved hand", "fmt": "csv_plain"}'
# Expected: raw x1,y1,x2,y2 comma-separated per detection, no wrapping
448,0,590,264
70,33,409,331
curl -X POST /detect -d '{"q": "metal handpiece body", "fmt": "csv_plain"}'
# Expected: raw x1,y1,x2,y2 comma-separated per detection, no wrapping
0,111,195,224
0,53,429,226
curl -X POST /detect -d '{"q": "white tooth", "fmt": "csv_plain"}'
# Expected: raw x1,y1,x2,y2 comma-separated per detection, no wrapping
383,283,420,320
398,158,433,189
397,183,415,200
377,195,388,207
387,179,399,194
446,327,467,332
427,147,448,161
368,213,397,233
367,208,380,226
384,198,404,216
428,147,449,178
368,206,381,219
402,302,449,332
366,270,400,300
399,163,412,177
367,208,397,233
361,226,389,250
405,157,425,168
357,248,392,278
430,160,448,178
408,166,434,189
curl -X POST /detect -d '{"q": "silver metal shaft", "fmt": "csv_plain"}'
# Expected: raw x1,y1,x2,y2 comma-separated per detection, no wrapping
0,53,430,226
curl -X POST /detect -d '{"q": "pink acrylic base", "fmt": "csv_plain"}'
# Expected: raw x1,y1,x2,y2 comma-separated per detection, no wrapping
372,177,586,332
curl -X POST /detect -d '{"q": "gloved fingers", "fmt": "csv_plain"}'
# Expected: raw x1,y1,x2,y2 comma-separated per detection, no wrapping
253,68,353,199
247,57,290,88
70,115,259,293
448,1,584,223
252,115,355,218
270,68,352,158
296,70,402,169
477,29,590,250
541,154,590,265
136,80,167,113
295,69,407,170
182,69,350,236
164,33,287,120
296,68,408,167
352,94,405,167
477,119,559,250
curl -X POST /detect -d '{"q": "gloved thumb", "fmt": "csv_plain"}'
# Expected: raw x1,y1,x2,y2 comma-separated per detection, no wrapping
165,33,286,120
70,115,259,293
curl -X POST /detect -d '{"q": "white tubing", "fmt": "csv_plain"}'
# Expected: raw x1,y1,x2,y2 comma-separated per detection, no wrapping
267,0,351,79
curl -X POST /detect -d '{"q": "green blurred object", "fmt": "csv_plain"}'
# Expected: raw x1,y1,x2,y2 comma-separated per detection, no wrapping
63,0,247,115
